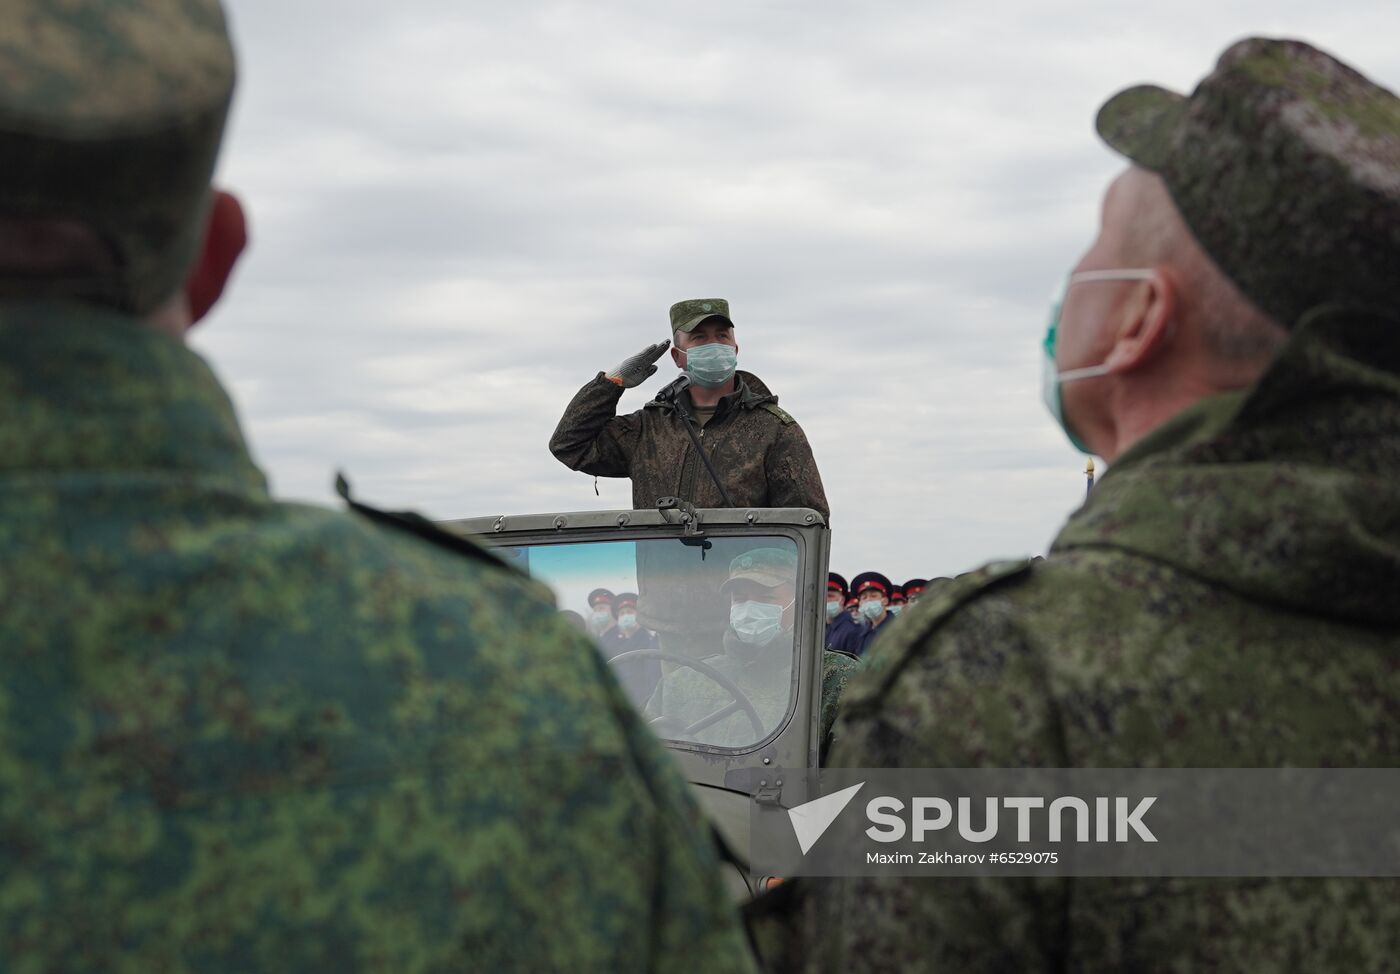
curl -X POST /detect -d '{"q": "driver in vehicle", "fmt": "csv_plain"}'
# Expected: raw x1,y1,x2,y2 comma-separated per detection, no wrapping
645,547,797,747
646,548,858,758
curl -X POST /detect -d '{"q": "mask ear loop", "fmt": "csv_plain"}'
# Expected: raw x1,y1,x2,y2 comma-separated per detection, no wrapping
1052,269,1157,384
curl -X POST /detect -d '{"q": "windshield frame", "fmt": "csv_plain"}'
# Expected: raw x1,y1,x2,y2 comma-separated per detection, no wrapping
479,525,813,756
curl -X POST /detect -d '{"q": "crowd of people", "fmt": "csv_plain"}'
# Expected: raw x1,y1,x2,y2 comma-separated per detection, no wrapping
824,571,948,657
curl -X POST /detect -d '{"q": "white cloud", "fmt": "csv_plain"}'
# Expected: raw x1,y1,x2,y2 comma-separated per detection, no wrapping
195,0,1400,582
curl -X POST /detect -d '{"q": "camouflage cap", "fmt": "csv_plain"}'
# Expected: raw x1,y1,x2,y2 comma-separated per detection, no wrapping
0,0,236,314
1096,37,1400,327
669,298,733,334
720,547,797,594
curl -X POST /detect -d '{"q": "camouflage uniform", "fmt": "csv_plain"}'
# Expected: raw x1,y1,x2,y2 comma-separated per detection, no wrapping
751,38,1400,972
647,630,858,763
0,4,757,972
550,369,830,518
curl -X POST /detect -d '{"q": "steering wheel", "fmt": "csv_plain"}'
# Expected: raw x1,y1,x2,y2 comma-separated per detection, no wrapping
607,649,765,741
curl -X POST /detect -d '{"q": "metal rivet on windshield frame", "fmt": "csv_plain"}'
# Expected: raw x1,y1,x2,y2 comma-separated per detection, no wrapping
493,517,506,532
553,516,567,530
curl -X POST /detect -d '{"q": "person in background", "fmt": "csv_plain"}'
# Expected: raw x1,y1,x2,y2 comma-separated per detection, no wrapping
824,572,863,656
887,587,905,617
850,572,897,656
586,587,618,639
845,595,861,625
902,578,928,606
599,591,663,710
550,298,828,517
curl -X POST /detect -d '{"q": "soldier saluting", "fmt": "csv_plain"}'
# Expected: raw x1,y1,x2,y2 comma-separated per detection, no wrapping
550,298,830,517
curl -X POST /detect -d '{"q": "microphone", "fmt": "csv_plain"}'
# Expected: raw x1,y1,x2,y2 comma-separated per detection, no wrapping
653,374,692,403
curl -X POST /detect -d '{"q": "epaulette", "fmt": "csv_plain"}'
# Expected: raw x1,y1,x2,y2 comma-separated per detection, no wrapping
761,402,795,425
842,558,1034,711
335,473,521,576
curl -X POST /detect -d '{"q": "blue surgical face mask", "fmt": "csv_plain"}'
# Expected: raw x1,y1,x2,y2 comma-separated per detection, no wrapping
617,611,638,633
859,598,884,621
1041,269,1154,454
684,342,738,389
888,605,903,616
730,599,788,646
825,599,842,620
588,608,612,633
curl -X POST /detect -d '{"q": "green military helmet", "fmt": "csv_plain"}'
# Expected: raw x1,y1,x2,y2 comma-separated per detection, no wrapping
720,547,798,594
0,0,236,314
669,298,733,334
1095,37,1400,328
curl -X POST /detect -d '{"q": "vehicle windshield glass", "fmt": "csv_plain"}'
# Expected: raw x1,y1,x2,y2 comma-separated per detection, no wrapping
496,535,800,750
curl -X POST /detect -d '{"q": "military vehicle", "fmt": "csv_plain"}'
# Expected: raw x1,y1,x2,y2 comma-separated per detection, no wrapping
445,499,831,897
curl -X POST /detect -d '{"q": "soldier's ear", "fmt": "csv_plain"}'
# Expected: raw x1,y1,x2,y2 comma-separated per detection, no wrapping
1105,268,1176,374
185,189,248,326
671,343,686,369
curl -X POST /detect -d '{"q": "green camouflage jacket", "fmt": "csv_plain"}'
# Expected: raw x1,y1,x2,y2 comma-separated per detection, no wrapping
0,302,757,974
752,306,1400,972
549,371,829,518
646,630,857,762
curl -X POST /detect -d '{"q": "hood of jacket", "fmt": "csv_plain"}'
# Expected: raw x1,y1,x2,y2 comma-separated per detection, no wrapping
1054,305,1400,626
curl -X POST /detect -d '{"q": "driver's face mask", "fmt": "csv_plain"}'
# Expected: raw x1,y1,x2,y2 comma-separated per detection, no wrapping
730,599,792,646
617,611,638,633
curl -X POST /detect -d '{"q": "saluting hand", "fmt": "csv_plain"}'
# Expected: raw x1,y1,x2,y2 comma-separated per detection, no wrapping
606,340,671,388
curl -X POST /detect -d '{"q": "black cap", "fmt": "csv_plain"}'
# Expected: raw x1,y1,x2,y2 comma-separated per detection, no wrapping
587,588,615,608
850,571,893,599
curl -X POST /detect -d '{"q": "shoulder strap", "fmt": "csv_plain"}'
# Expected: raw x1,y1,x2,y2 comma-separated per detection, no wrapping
761,402,795,425
335,473,520,575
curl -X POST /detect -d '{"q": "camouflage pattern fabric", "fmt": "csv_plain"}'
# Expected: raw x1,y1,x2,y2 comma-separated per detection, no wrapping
1096,37,1400,328
647,630,794,749
648,630,855,763
671,298,734,333
748,306,1400,971
0,301,758,974
817,650,858,765
550,370,830,518
0,0,235,313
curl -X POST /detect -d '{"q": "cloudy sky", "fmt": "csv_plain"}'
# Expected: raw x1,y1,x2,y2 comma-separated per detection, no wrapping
194,1,1399,583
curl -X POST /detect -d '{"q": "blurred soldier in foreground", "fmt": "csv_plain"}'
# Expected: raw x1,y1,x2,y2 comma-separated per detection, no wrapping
550,298,830,517
0,3,756,971
752,37,1400,971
